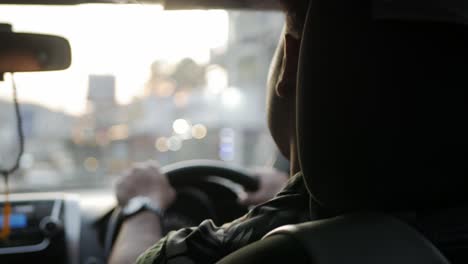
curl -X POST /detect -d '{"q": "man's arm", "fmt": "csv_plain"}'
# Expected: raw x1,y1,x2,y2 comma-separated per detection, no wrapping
132,173,309,264
109,212,162,264
109,160,293,264
109,161,176,264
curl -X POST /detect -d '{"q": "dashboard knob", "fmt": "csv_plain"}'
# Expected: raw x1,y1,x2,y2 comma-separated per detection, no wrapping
40,217,63,237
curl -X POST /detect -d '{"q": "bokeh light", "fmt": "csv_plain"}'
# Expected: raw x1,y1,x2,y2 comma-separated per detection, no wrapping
168,136,183,151
192,124,207,139
84,157,99,172
172,119,191,135
155,137,169,152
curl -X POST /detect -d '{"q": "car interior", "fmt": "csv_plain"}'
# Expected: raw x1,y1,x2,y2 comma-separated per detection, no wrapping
1,0,468,263
219,1,468,263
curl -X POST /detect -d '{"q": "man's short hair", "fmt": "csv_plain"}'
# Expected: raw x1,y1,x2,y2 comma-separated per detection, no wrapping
279,0,309,37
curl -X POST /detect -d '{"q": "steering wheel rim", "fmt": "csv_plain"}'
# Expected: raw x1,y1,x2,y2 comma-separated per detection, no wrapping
162,159,259,191
104,160,259,258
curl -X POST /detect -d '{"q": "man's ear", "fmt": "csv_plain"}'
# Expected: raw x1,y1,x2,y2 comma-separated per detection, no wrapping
277,33,301,97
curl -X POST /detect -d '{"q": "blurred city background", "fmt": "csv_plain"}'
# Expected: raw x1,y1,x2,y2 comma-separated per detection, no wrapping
0,6,284,190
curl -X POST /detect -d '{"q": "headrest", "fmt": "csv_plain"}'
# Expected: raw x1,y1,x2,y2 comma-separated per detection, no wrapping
297,0,468,213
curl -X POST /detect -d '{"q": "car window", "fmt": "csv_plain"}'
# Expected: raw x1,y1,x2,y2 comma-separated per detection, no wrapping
0,4,285,191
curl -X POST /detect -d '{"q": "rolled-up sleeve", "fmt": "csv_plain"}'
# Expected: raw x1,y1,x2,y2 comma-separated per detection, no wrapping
136,236,167,264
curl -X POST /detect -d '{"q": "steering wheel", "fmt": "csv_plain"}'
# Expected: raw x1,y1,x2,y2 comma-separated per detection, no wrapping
104,160,259,258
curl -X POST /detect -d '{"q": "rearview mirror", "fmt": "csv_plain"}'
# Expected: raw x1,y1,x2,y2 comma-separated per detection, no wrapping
0,24,71,75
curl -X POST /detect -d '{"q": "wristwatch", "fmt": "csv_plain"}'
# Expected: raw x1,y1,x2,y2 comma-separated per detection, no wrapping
122,196,164,220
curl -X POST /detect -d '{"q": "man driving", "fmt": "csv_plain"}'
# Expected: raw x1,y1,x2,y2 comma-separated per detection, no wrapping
109,0,310,263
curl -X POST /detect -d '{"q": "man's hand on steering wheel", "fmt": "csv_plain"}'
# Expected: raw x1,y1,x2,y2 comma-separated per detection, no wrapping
116,160,288,210
115,160,176,210
110,159,286,264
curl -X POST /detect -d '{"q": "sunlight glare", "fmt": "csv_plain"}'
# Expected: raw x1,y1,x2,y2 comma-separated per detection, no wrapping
0,4,229,115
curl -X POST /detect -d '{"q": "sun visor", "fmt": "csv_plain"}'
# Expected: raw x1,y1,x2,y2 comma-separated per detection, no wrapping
373,0,468,25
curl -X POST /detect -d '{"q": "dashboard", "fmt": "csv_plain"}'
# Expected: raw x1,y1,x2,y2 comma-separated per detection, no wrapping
0,192,115,264
0,177,248,264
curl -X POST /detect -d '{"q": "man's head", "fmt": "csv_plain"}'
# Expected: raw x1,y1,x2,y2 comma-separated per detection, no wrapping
267,0,308,173
278,0,309,39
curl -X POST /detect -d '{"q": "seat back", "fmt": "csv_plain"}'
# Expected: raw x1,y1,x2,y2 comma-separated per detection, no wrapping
298,0,468,213
218,214,449,264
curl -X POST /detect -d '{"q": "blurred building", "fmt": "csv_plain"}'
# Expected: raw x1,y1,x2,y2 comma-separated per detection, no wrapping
87,75,120,128
120,11,285,167
209,11,285,166
0,100,76,189
69,75,130,182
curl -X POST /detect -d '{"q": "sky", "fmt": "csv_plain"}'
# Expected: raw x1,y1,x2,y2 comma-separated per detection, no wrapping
0,4,229,115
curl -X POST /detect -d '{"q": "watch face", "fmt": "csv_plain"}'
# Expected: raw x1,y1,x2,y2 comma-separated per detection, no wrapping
123,196,151,216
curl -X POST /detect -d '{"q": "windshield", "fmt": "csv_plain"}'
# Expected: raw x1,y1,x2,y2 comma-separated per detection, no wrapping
0,4,285,191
